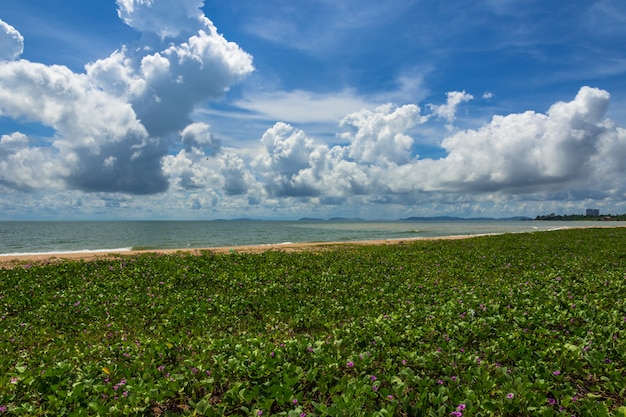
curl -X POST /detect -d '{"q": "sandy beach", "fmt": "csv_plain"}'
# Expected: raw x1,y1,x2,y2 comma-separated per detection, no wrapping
1,225,622,269
0,234,491,269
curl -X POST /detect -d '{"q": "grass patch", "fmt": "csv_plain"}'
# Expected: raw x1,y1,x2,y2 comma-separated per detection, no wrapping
1,228,626,416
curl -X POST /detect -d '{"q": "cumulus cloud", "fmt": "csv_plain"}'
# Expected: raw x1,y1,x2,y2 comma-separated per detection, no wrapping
116,0,205,39
427,90,474,124
0,1,253,195
0,133,67,191
162,122,254,198
2,0,626,220
248,86,626,210
427,86,611,192
340,103,425,165
0,19,23,61
0,60,167,194
88,7,253,138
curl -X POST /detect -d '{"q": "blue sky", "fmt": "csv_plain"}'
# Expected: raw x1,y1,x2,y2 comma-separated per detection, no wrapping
1,0,625,220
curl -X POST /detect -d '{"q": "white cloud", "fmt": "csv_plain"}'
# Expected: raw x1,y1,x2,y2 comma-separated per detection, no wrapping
87,16,253,138
244,86,626,213
0,4,253,195
428,90,474,124
2,0,626,221
116,0,205,39
0,133,68,191
0,19,23,61
340,104,424,165
413,86,615,193
180,122,220,153
233,89,378,125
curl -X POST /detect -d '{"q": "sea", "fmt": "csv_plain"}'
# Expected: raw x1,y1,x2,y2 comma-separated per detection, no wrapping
0,219,614,257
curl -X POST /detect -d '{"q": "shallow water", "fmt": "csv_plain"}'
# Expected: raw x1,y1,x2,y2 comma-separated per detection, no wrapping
0,219,614,256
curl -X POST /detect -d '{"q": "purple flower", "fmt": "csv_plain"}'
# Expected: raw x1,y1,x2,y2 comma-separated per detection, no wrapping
257,411,263,416
347,361,354,368
547,398,556,405
552,371,561,376
372,385,379,391
387,395,394,400
370,375,377,381
450,412,463,417
292,399,298,405
506,393,514,399
437,379,444,385
456,404,466,411
300,414,306,417
0,405,7,413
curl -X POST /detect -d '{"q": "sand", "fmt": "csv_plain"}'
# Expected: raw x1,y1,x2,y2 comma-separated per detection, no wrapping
1,225,622,269
0,234,488,269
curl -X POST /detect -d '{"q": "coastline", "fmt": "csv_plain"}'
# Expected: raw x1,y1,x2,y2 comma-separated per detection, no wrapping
1,225,623,269
0,233,495,269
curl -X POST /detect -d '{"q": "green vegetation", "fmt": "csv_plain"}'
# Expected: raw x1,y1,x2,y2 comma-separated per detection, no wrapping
2,228,626,416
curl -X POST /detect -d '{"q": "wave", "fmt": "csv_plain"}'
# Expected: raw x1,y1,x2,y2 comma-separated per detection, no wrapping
0,247,133,257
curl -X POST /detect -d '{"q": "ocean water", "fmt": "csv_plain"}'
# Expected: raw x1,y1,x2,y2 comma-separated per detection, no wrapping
0,219,611,256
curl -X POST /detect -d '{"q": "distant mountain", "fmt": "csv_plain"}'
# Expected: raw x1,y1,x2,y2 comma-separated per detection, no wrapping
401,216,467,221
401,216,533,221
327,217,366,221
298,217,324,221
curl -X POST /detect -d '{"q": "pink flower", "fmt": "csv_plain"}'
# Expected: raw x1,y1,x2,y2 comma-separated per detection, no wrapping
547,398,556,405
506,393,514,399
553,371,561,376
370,375,377,381
347,361,354,368
372,385,378,391
292,399,298,405
456,404,466,411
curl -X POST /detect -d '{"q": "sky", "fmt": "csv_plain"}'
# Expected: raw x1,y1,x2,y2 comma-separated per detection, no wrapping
1,0,625,220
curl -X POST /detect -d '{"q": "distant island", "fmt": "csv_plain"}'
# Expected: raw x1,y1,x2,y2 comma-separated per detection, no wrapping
298,216,534,221
535,213,626,221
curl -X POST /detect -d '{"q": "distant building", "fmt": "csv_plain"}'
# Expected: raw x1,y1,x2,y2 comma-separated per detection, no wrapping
586,208,600,217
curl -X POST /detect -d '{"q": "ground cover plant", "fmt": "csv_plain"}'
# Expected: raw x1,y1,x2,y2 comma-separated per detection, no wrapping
1,228,626,416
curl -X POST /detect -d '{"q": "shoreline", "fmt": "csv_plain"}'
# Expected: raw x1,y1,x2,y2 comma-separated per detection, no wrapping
1,225,623,269
0,233,497,269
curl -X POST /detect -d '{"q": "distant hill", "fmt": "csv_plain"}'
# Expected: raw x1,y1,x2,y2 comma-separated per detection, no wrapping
401,216,533,221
